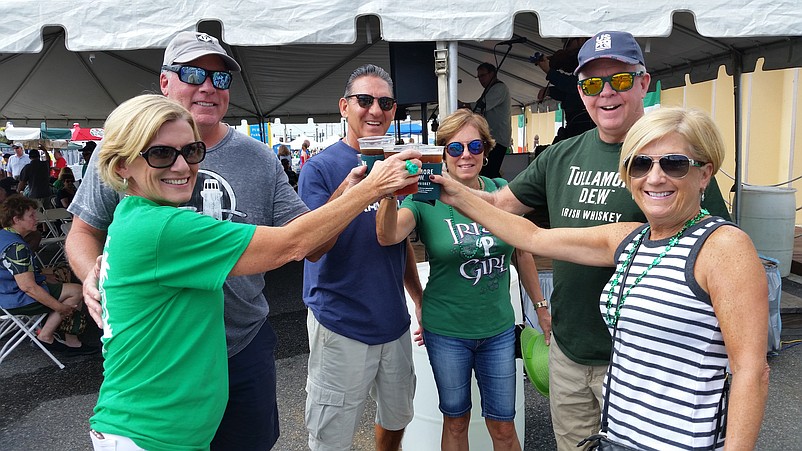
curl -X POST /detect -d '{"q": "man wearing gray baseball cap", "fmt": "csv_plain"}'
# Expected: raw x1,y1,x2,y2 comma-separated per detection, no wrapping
463,30,732,450
68,31,309,450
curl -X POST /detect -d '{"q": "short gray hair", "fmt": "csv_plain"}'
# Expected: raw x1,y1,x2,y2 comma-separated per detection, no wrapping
344,64,394,97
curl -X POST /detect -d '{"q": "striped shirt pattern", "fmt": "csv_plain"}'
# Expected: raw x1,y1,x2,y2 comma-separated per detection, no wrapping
600,217,731,450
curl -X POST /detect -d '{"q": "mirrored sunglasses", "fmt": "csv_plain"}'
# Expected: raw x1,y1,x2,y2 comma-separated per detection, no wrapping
162,65,233,90
346,94,396,111
578,71,644,96
625,154,704,179
140,141,207,169
446,139,486,158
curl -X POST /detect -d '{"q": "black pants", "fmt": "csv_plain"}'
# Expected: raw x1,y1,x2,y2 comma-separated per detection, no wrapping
480,143,508,179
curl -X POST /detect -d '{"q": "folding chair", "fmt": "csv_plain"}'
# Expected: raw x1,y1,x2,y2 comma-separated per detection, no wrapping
0,306,65,369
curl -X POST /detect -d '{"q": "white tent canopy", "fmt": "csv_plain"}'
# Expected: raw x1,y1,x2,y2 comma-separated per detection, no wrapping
2,1,801,127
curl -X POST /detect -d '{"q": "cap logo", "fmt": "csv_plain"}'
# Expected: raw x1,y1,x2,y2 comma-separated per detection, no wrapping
196,33,214,43
594,33,613,52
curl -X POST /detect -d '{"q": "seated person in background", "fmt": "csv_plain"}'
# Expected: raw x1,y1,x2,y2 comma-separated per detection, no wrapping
53,167,75,192
281,158,298,190
0,194,94,354
56,174,77,208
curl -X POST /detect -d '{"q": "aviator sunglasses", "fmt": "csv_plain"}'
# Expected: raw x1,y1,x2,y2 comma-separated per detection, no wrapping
140,141,207,169
345,94,396,111
625,154,705,179
578,71,644,96
446,139,486,158
162,65,233,90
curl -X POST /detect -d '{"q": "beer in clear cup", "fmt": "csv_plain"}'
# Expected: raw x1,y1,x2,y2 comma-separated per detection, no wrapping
356,136,393,174
383,144,419,196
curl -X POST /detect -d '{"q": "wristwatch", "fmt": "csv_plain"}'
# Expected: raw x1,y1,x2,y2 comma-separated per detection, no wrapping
534,299,549,309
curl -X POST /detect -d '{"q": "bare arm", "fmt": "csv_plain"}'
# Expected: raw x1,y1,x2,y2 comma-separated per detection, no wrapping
697,227,769,450
376,198,417,246
514,249,552,344
231,153,420,276
432,174,635,266
304,173,357,261
403,238,424,346
65,216,106,325
14,271,74,315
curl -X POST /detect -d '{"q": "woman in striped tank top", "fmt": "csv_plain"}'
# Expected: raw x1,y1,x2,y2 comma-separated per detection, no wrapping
434,107,769,450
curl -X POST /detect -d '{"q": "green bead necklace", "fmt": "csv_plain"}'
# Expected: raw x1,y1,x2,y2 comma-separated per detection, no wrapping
448,177,485,260
605,209,709,327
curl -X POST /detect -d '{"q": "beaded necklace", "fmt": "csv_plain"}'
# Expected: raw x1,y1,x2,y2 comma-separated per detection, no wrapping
448,177,485,259
604,208,709,327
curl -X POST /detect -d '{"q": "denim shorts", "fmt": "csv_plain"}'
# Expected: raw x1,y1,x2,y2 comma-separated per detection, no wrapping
423,326,516,421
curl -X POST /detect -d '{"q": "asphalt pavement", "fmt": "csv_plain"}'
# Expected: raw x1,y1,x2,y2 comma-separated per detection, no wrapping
1,260,800,450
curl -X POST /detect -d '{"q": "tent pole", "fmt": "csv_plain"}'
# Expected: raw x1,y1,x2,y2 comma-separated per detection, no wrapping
448,42,459,115
733,52,743,224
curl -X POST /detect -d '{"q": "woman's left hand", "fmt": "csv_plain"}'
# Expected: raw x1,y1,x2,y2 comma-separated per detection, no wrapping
413,304,424,347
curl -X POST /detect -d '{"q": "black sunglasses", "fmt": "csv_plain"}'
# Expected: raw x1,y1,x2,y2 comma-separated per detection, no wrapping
625,154,705,179
446,139,486,158
140,141,207,169
578,71,644,96
345,94,396,111
162,65,233,90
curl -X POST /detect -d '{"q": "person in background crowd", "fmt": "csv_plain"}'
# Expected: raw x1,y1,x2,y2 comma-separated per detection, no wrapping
281,158,298,191
300,139,310,168
277,144,292,166
0,195,92,355
298,63,422,451
18,148,51,206
533,37,595,143
459,63,512,179
434,107,768,451
56,174,77,208
377,109,548,450
454,31,732,450
7,144,31,180
68,31,313,450
51,148,68,178
80,142,97,178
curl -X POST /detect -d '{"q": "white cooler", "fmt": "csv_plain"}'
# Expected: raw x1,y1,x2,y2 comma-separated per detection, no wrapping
402,262,525,449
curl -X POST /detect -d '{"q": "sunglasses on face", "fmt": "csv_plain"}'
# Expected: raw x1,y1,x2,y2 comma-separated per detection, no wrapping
139,141,207,169
577,71,644,96
625,154,705,179
446,139,486,158
345,94,396,111
162,65,233,90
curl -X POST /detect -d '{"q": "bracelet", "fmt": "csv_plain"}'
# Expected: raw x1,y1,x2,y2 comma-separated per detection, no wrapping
534,299,548,309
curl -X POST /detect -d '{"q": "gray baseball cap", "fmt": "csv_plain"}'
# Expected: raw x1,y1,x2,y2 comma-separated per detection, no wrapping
162,31,241,72
575,31,645,75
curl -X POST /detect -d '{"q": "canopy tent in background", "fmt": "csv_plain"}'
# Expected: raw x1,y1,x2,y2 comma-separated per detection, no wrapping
287,135,317,150
2,1,801,222
387,123,423,136
4,126,71,141
1,2,800,127
71,124,104,141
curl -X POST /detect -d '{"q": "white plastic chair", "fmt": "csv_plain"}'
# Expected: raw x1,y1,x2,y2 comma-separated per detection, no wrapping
0,306,65,369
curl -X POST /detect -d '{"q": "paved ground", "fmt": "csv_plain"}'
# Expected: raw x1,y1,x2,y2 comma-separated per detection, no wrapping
2,261,801,450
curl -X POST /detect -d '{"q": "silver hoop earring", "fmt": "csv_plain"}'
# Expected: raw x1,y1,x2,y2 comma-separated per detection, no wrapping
122,178,128,189
701,191,706,203
483,157,489,167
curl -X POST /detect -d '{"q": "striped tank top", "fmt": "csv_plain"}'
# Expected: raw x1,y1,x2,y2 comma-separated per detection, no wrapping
600,216,732,450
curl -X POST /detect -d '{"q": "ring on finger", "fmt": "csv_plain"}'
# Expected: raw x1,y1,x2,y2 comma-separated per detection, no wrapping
405,160,419,175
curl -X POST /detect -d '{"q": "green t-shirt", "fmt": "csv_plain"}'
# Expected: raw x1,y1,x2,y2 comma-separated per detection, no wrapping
401,176,514,339
91,196,256,450
508,129,731,365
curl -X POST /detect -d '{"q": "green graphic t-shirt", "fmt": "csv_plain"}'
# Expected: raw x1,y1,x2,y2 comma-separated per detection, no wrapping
402,176,514,339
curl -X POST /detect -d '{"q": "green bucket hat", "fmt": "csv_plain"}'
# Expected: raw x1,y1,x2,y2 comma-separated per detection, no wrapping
520,326,549,397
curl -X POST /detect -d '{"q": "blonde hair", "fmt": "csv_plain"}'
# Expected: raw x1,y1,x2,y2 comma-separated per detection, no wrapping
435,109,495,154
621,107,724,186
98,94,199,191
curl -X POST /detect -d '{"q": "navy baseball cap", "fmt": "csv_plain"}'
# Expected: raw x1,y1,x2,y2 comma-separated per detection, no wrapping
575,31,645,75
